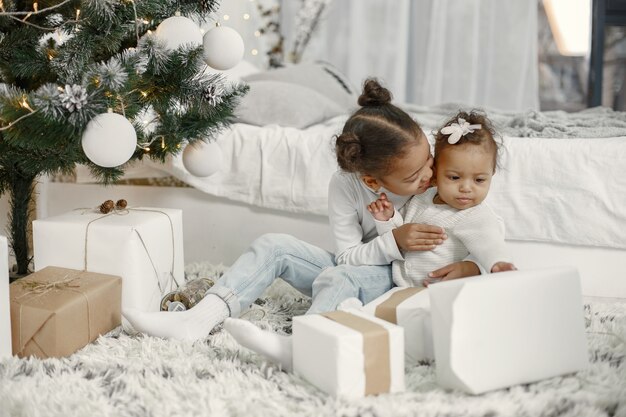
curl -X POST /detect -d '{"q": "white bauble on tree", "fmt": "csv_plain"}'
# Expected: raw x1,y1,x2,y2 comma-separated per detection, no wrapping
182,140,223,177
155,16,202,50
82,112,137,168
203,25,244,70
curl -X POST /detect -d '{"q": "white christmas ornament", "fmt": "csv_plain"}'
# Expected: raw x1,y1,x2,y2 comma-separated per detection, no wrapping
82,112,137,168
182,140,223,177
155,16,202,50
203,26,244,70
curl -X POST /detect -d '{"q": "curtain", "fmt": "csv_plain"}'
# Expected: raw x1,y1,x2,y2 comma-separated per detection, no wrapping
280,0,539,111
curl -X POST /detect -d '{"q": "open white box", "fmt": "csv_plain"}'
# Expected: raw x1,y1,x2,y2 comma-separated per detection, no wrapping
429,266,589,395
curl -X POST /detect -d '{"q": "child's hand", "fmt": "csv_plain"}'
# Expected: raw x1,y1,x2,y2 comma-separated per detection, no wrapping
392,223,447,251
424,260,480,286
491,262,517,273
367,193,395,221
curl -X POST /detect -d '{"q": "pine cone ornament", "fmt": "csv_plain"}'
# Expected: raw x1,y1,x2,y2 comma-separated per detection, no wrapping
115,199,127,209
202,83,224,107
60,84,88,112
99,199,115,214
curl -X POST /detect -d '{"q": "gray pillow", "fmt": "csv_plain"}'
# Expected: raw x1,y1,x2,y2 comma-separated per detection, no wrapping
235,80,346,128
243,62,358,111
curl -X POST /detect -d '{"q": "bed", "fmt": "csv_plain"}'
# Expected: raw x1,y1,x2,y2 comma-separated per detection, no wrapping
37,99,626,301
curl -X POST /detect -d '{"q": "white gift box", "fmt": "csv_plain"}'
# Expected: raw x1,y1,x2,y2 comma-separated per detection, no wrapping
0,235,12,359
429,266,589,395
293,309,404,398
362,287,434,364
33,207,184,312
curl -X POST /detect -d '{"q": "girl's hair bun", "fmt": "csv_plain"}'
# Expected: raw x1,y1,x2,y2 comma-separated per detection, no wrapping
334,132,361,172
358,78,392,107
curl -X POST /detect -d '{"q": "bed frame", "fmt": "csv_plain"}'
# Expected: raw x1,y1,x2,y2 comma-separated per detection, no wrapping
35,179,626,300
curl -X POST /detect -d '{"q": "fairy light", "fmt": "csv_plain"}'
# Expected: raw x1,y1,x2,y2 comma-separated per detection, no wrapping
223,14,230,21
33,2,38,12
75,8,80,19
161,137,165,149
20,97,33,112
243,13,250,20
254,30,261,37
140,91,148,98
251,49,258,56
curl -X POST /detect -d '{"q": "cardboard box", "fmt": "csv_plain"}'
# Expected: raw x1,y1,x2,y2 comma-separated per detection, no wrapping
429,266,589,394
33,207,184,312
0,235,11,359
362,287,433,364
293,309,404,398
10,266,121,358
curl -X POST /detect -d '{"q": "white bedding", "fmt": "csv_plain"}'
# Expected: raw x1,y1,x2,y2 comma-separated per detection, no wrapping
97,116,626,251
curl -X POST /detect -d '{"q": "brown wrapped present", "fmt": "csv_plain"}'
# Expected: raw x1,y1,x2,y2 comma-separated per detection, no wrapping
10,266,121,358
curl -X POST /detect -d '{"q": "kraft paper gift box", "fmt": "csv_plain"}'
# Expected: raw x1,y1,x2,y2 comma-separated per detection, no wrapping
10,266,121,359
362,287,434,364
33,207,184,312
429,266,589,395
1,235,11,359
293,309,404,398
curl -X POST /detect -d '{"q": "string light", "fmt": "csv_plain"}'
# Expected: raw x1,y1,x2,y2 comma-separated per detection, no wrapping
243,13,250,20
161,137,165,149
20,97,34,112
140,91,148,97
223,14,230,21
251,49,258,56
33,2,38,12
254,30,261,37
75,8,80,19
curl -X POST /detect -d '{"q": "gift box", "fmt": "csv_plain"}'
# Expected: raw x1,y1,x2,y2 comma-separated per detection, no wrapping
293,309,404,398
362,287,434,364
10,266,121,358
1,235,11,359
429,266,589,395
33,207,184,312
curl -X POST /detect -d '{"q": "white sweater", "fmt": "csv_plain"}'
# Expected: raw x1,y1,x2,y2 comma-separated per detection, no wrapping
328,171,410,265
375,188,511,287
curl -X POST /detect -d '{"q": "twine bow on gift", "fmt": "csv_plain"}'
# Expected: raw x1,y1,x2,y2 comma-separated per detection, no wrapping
440,118,482,144
18,276,80,295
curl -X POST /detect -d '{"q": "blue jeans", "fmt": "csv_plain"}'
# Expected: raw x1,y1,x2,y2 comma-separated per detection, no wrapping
207,233,393,316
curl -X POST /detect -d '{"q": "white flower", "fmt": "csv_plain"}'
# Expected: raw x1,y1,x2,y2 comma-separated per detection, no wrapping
440,118,482,144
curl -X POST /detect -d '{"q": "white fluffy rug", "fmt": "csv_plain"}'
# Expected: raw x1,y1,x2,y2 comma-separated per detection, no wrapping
1,262,625,417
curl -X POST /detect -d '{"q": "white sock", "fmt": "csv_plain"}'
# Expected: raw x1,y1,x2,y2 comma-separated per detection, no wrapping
223,318,293,372
337,297,363,311
123,294,229,342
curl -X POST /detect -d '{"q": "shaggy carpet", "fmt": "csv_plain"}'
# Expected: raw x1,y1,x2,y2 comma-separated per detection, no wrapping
1,262,625,417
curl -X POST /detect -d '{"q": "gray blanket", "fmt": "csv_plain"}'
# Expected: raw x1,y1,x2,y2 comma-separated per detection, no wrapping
403,103,626,138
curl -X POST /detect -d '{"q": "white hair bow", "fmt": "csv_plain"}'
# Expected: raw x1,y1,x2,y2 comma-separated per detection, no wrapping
440,118,482,144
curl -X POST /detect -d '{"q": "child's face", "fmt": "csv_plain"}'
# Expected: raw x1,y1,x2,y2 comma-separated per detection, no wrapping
378,140,433,196
434,144,494,210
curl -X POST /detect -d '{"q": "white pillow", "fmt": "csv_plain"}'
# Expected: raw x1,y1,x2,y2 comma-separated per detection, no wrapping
235,80,345,128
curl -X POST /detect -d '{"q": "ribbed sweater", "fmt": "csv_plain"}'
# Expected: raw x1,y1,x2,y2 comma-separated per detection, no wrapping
375,188,511,287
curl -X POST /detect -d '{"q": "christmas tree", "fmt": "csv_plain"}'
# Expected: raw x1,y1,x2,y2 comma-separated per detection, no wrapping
0,0,248,275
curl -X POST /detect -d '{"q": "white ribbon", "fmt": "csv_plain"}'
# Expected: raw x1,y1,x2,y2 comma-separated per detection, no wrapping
440,118,482,144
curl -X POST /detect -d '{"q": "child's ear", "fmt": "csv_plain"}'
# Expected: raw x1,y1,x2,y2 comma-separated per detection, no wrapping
361,175,381,191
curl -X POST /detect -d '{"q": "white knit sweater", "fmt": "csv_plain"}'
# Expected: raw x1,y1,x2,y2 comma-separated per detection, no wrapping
375,188,511,287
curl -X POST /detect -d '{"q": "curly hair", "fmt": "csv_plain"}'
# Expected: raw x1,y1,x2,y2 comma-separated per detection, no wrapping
434,110,499,171
334,78,425,177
